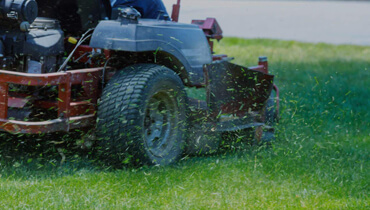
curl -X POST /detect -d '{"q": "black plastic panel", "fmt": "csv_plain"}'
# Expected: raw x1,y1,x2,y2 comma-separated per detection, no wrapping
205,61,274,116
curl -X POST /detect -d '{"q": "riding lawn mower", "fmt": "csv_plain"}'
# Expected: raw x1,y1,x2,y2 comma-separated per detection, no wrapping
0,0,279,165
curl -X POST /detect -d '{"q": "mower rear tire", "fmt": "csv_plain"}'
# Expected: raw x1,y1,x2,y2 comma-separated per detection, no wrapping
96,64,187,166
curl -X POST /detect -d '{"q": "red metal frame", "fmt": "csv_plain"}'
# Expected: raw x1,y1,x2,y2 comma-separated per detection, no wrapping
249,59,280,118
212,54,228,61
192,18,223,53
248,57,269,74
0,68,103,134
171,0,181,22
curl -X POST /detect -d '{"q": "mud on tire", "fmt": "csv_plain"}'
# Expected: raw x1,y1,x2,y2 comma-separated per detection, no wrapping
96,64,187,166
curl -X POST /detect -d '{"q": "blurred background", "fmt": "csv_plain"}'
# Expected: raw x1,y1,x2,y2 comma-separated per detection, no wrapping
163,0,370,45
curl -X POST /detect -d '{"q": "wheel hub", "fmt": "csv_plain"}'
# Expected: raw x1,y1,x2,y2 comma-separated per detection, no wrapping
144,92,177,157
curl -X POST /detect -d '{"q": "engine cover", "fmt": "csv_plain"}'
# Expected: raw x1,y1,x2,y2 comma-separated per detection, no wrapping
0,17,64,73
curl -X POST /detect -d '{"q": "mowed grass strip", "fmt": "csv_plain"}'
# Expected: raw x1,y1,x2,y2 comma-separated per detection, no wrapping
0,38,369,209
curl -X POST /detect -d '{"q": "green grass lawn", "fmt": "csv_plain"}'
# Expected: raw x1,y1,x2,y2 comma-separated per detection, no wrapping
0,38,369,209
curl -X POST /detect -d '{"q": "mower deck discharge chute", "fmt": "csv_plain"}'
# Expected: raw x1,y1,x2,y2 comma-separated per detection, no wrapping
0,0,279,166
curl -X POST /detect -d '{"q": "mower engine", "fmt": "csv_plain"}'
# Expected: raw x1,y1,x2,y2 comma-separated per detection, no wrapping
0,0,64,73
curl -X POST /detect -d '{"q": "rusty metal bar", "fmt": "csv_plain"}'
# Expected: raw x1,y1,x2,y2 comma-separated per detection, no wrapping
0,114,95,134
0,70,66,86
171,0,181,22
258,56,268,74
0,83,8,119
69,68,103,85
81,71,100,105
248,65,266,73
58,72,72,119
0,68,103,86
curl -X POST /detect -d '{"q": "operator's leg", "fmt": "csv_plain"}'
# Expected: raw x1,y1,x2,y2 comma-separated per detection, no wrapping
112,0,169,19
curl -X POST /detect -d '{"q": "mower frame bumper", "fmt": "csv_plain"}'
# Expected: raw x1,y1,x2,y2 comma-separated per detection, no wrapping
0,68,103,134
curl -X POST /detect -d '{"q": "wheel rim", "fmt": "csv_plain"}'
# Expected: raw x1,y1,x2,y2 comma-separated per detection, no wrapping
144,91,179,158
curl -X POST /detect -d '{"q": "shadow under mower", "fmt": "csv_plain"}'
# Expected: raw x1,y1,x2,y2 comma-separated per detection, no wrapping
0,0,279,166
